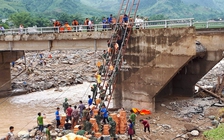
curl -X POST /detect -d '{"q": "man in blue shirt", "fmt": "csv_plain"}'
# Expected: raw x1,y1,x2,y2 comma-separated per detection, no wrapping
108,14,113,24
108,14,114,30
88,95,93,106
100,105,109,124
102,17,107,31
55,107,60,128
123,14,129,23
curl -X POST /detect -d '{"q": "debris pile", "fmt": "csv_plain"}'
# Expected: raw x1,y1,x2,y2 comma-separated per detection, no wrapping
11,50,103,93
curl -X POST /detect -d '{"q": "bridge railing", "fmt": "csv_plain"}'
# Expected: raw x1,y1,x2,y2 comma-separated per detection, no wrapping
140,18,194,29
0,24,112,35
193,21,224,29
1,18,224,36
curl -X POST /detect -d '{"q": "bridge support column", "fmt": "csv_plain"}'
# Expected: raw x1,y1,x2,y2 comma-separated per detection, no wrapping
0,51,24,96
0,63,11,91
113,69,156,112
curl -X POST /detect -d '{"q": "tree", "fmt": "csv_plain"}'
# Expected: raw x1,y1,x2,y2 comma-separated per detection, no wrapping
149,15,167,20
0,21,10,29
9,12,35,27
33,17,52,27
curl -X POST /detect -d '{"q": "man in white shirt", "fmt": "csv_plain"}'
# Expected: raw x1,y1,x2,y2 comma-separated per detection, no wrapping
0,26,5,33
135,15,144,29
6,126,15,140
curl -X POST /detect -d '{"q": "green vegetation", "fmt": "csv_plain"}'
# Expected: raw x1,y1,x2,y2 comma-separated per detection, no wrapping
1,0,224,27
9,12,52,28
203,124,224,140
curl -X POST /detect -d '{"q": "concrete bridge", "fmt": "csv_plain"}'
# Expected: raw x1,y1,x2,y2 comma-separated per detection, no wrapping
0,21,224,111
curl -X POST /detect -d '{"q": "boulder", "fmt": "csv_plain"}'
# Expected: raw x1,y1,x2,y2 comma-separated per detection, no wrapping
190,130,199,136
184,124,198,132
208,115,215,120
29,129,37,137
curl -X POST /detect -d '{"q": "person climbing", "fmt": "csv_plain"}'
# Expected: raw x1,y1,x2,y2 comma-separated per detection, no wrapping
108,116,116,138
91,84,97,103
37,112,46,133
139,119,150,133
55,107,61,128
99,86,106,101
97,64,104,75
96,72,102,87
66,105,73,121
129,109,136,134
127,120,134,140
107,39,114,56
11,62,15,67
100,105,109,124
63,98,69,113
5,126,15,140
123,14,129,24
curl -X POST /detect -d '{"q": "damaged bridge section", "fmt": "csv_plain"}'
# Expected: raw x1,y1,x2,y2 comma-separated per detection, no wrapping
114,27,224,112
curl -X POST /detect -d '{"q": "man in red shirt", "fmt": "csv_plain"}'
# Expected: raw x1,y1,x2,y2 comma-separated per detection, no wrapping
139,119,150,133
66,105,73,121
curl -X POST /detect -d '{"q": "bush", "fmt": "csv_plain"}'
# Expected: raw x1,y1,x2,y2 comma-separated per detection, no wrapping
203,124,224,140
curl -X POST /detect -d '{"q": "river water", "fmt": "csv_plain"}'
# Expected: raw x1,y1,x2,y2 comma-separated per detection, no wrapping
0,82,94,138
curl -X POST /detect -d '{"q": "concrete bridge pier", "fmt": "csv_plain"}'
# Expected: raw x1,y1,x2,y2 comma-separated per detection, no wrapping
0,51,24,95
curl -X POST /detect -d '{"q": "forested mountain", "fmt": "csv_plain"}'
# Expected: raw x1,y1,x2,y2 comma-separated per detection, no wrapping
0,0,224,21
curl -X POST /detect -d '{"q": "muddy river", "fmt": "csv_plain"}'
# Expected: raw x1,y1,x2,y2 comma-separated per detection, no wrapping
0,82,94,138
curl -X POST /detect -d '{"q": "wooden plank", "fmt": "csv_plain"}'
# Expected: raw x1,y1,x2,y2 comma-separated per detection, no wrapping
196,84,224,102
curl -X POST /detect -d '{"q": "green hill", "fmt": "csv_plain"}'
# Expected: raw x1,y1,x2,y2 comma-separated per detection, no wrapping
0,0,224,21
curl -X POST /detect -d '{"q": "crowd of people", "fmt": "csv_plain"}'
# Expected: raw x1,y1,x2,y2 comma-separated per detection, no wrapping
52,14,145,33
0,14,145,35
52,14,116,33
3,13,149,140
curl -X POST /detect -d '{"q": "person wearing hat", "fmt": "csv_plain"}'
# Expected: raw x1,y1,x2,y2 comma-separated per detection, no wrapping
91,84,97,103
108,116,116,138
63,98,69,113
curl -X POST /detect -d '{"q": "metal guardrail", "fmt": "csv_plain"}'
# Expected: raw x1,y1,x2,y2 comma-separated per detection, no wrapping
1,18,224,36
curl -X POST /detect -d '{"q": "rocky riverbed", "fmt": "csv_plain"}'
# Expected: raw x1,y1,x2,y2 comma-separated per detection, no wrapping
11,50,103,94
6,50,224,139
